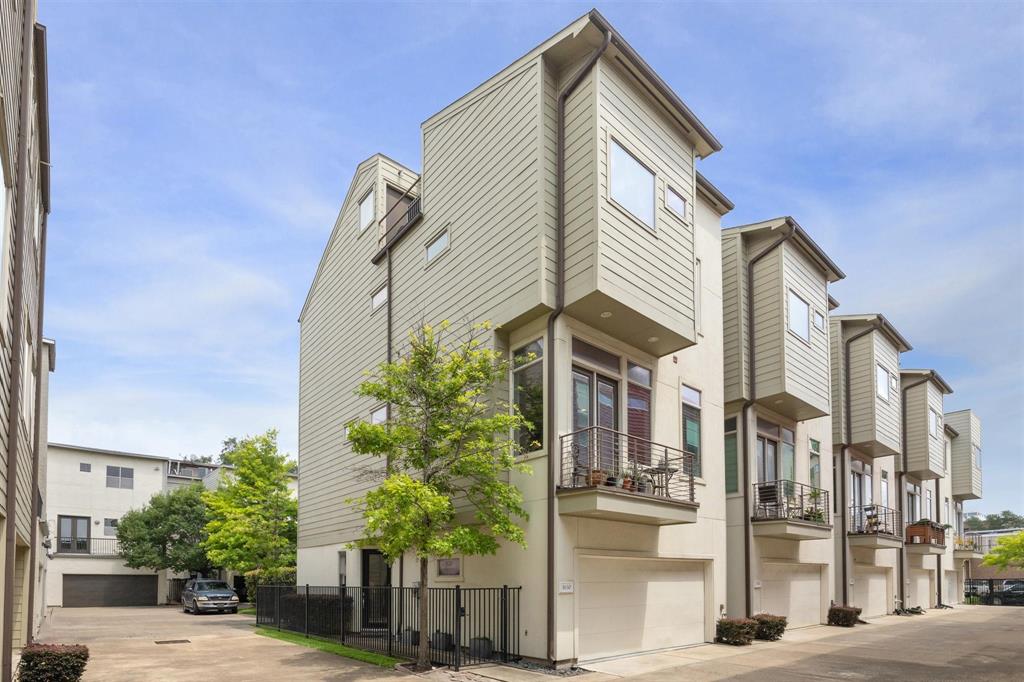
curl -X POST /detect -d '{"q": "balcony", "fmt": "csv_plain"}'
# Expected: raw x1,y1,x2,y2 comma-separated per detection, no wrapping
905,521,946,555
751,480,832,540
371,179,423,265
954,534,985,560
848,504,903,549
54,537,120,557
557,427,698,526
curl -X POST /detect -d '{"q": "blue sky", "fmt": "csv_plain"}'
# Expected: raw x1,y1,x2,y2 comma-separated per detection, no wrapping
39,2,1022,514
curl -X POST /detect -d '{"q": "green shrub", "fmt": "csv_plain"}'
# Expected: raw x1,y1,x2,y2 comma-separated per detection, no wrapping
752,613,788,641
17,644,89,682
715,617,757,645
827,605,861,627
244,566,296,604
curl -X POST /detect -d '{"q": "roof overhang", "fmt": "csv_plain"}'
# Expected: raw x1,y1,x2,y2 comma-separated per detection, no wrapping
695,171,733,214
724,216,845,282
832,313,913,353
827,294,840,311
900,368,953,395
34,23,50,214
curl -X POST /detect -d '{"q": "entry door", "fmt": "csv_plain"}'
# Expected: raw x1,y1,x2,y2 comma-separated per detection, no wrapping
572,369,619,471
361,550,391,629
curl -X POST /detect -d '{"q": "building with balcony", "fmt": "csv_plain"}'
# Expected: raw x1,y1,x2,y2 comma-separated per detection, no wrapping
0,4,54,673
296,11,730,665
829,315,911,618
721,219,844,628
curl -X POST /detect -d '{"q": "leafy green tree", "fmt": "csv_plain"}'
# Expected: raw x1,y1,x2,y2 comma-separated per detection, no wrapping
965,510,1024,531
203,430,297,573
348,321,530,671
982,531,1024,571
117,484,212,574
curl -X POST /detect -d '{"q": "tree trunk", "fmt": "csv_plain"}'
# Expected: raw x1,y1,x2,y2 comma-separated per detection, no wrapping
417,556,430,671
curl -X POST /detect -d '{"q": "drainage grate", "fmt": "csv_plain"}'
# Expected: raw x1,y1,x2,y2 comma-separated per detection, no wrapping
154,640,191,645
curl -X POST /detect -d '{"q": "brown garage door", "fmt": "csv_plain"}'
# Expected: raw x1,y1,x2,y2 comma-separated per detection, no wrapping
63,574,158,607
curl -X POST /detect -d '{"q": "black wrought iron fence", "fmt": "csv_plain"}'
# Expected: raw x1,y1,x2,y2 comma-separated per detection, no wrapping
55,537,120,556
256,584,520,670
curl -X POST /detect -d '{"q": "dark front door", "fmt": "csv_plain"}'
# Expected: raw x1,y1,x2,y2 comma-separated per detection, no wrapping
361,549,391,629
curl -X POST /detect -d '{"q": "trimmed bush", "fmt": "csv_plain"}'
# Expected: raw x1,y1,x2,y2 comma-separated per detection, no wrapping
716,617,757,646
827,605,862,627
17,644,89,682
752,613,788,641
244,566,297,604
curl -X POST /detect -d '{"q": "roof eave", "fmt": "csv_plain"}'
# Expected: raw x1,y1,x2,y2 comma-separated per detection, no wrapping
695,171,734,214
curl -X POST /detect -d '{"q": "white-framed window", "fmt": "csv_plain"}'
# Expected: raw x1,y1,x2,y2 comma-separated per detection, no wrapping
881,470,889,507
79,462,91,473
682,386,702,478
426,230,449,262
512,339,544,452
972,444,981,468
359,189,375,232
106,466,134,489
813,310,825,331
925,488,933,519
370,406,388,425
666,186,687,220
809,438,821,489
437,557,461,577
609,138,655,229
787,290,810,342
876,365,891,402
371,284,388,311
103,518,118,537
928,409,942,438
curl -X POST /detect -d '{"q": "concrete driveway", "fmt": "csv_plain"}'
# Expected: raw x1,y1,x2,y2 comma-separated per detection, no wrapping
36,606,403,681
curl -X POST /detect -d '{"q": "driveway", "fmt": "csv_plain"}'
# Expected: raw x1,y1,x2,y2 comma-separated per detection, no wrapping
36,606,402,681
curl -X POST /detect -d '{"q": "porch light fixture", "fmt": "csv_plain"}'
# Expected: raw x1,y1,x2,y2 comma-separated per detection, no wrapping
600,311,613,318
647,336,659,343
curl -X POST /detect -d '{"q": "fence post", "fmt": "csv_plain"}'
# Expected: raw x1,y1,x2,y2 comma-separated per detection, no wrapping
305,584,310,638
341,585,347,645
453,585,462,671
276,585,281,631
500,585,509,663
387,584,393,657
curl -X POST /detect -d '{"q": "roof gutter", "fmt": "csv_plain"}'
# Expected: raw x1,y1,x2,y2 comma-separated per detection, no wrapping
740,224,795,617
547,27,610,666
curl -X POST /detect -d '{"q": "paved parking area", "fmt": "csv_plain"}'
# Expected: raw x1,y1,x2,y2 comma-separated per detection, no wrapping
37,606,401,681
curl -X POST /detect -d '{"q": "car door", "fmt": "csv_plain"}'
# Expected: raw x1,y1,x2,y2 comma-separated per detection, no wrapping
183,580,194,605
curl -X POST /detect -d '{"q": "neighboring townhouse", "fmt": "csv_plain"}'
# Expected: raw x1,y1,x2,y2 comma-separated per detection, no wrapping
45,444,175,607
720,218,845,627
0,3,53,676
944,409,984,596
828,314,911,618
298,10,732,665
963,528,1019,590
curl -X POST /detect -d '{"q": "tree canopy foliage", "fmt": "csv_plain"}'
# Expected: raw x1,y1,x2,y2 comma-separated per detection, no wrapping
965,510,1024,531
981,531,1024,571
117,484,212,574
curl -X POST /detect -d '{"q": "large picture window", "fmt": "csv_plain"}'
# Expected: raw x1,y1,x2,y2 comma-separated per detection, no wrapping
609,139,655,229
512,340,544,451
787,290,810,342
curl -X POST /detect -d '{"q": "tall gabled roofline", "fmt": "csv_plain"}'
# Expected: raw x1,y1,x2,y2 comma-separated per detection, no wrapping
724,216,845,282
900,368,953,394
831,313,913,353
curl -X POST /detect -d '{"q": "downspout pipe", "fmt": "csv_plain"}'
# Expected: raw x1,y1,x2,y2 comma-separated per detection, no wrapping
839,322,880,606
740,225,796,617
25,211,47,644
547,28,610,666
898,375,930,610
3,7,37,679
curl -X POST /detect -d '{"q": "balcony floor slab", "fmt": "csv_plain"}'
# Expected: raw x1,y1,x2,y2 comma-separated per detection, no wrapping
556,486,698,526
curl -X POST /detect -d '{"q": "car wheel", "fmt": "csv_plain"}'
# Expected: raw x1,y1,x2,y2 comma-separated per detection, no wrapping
230,608,238,614
192,600,201,615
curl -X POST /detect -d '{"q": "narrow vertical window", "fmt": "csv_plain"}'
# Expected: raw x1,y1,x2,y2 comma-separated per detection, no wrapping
627,362,652,465
426,230,449,262
609,139,655,229
370,406,388,425
876,365,890,402
359,189,375,231
880,470,889,507
724,417,738,494
809,438,821,489
681,386,701,477
666,186,687,219
371,284,388,311
787,290,810,342
512,340,544,451
813,310,825,331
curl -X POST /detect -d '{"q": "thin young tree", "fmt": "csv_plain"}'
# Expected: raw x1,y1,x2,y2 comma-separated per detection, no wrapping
347,321,530,671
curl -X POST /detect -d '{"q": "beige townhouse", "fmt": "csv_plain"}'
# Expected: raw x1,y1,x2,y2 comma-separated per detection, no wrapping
298,10,732,665
943,409,983,600
720,218,844,628
0,3,53,678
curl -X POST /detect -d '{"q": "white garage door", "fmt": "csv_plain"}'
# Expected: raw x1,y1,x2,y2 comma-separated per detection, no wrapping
760,563,821,628
908,569,931,609
945,571,958,605
577,557,705,661
853,567,888,618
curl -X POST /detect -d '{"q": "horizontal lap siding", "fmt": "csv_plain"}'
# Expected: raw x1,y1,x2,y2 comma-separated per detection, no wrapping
902,383,927,473
721,233,744,403
299,161,398,548
751,249,783,398
946,410,981,499
871,334,901,452
830,319,845,444
925,384,946,475
780,244,830,413
847,329,875,442
562,67,596,306
594,58,695,337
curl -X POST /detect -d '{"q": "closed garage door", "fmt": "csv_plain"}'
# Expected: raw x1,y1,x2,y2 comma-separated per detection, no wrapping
853,566,888,618
63,575,158,607
945,571,958,605
760,563,821,628
908,569,931,609
578,557,705,661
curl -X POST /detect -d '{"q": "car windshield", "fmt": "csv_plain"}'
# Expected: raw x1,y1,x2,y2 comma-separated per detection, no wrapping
197,581,231,590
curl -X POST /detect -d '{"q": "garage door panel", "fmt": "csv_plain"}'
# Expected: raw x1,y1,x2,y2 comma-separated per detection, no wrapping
578,557,705,661
853,567,888,618
760,564,821,628
63,574,158,607
908,569,931,609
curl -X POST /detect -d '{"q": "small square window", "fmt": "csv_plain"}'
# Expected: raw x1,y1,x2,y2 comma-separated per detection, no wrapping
79,463,91,473
359,190,375,232
666,186,687,219
813,310,825,331
371,285,388,311
426,230,449,262
438,558,461,577
370,406,388,425
103,518,118,537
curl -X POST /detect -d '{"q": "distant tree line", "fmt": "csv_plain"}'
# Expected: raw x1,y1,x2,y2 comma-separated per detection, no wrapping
965,510,1024,531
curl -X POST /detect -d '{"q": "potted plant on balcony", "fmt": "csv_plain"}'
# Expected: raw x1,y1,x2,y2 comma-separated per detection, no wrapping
588,469,606,486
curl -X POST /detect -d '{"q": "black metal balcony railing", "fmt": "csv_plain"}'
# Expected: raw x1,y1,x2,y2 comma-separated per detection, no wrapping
905,520,946,547
752,480,830,526
849,504,902,537
559,427,695,503
55,537,120,556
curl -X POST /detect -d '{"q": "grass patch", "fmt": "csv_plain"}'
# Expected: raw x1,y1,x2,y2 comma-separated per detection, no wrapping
254,626,403,668
238,607,256,616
